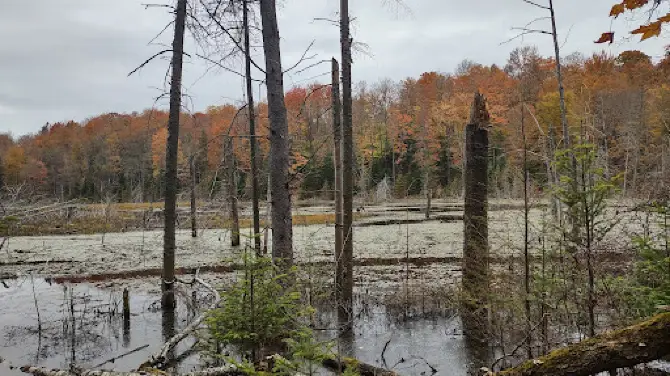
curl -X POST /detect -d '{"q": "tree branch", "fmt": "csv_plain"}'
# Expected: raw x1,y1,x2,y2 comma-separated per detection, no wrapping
521,0,549,10
198,0,266,73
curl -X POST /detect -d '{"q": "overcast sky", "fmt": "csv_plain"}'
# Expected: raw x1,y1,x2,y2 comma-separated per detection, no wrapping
0,0,667,137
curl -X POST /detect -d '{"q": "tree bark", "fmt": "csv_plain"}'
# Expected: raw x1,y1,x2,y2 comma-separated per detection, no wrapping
339,0,354,334
226,136,240,247
462,92,490,367
162,0,187,310
332,57,346,329
260,0,293,270
244,0,262,255
495,313,670,376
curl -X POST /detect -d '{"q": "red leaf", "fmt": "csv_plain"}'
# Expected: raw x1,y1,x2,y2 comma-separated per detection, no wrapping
595,32,615,44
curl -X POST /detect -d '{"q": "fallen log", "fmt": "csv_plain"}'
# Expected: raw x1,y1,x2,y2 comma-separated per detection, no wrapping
322,357,398,376
20,365,243,376
354,214,463,227
0,259,72,267
494,312,670,376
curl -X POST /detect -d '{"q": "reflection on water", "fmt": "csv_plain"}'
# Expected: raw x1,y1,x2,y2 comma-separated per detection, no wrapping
0,278,198,376
0,277,493,376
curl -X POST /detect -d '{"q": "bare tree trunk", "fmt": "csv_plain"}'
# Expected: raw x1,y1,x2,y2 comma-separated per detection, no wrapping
263,173,271,254
521,104,532,359
549,0,570,150
339,0,354,334
260,0,293,270
226,136,240,247
244,0,261,255
462,92,490,373
162,0,187,310
190,156,197,238
332,57,346,326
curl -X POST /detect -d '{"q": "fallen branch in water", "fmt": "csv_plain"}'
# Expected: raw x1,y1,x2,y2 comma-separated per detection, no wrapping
322,356,398,376
493,312,670,376
140,270,221,370
20,269,225,376
91,345,150,369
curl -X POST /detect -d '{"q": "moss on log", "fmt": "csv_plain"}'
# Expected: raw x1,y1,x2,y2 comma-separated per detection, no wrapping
322,357,398,376
496,313,670,376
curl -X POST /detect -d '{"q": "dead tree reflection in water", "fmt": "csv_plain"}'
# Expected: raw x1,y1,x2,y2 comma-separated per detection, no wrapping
122,288,130,348
2,279,132,366
161,304,177,372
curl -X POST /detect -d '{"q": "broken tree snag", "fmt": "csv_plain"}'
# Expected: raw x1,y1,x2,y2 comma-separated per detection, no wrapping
462,92,491,371
322,357,398,376
495,313,670,376
332,57,347,334
225,136,240,247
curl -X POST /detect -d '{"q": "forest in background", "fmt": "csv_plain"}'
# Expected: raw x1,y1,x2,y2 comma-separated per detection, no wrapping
2,47,670,203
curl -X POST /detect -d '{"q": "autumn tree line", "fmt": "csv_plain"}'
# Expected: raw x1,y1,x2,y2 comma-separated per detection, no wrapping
1,47,670,203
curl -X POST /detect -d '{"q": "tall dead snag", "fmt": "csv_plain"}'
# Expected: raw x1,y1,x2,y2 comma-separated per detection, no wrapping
260,0,293,270
462,92,490,371
162,0,187,310
521,104,532,359
243,0,262,254
548,0,570,151
495,313,670,376
332,57,346,323
190,156,197,238
339,0,354,333
225,136,240,247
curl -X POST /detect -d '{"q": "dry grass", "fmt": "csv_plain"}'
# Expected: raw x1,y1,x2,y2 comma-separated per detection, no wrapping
7,208,369,236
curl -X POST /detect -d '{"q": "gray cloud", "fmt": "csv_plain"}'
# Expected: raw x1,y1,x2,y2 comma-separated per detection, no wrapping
0,0,666,137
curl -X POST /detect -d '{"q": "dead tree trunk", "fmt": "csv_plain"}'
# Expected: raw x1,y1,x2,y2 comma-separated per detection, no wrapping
260,0,293,271
548,0,570,151
244,0,262,255
190,156,197,238
162,0,187,310
462,92,490,369
332,57,346,326
521,104,532,358
495,313,670,376
339,0,354,334
226,136,240,247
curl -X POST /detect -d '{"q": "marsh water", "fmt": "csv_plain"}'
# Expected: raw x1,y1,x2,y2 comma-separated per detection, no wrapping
0,203,659,375
0,275,484,376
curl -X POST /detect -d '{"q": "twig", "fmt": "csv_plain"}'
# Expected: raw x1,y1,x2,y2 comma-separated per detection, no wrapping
91,345,150,368
283,40,317,74
381,334,394,368
128,49,173,76
521,0,549,9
